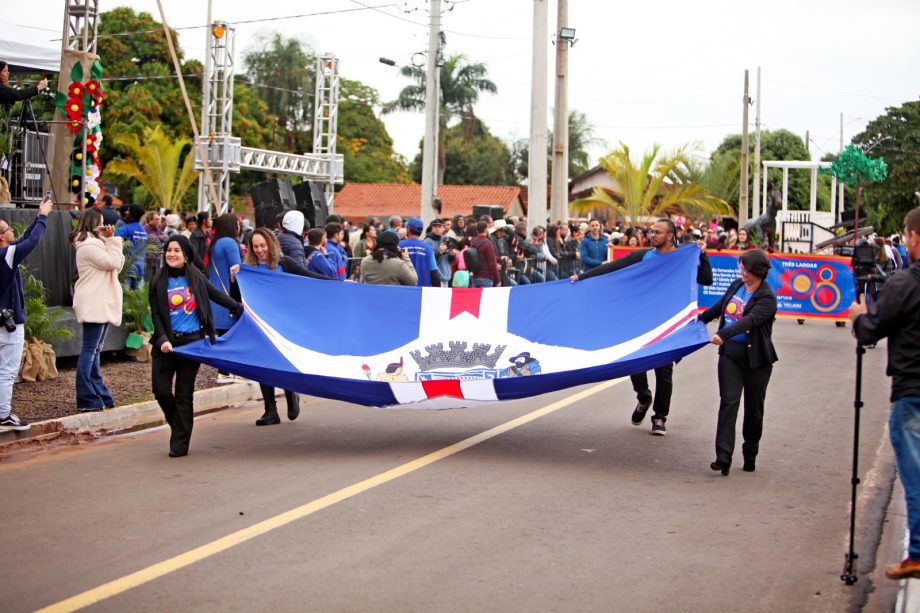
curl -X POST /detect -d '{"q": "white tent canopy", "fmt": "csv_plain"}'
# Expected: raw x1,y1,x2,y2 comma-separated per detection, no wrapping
0,19,59,73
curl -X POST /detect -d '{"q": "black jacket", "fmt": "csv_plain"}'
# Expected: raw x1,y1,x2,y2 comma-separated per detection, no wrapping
0,83,39,107
700,278,779,370
189,229,209,268
149,268,242,348
853,262,920,401
579,245,713,286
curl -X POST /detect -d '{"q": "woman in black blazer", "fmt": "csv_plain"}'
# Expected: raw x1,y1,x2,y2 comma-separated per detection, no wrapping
149,235,242,457
699,249,778,475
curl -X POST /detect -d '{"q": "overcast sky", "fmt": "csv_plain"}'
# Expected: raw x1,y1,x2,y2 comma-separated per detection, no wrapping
16,0,920,171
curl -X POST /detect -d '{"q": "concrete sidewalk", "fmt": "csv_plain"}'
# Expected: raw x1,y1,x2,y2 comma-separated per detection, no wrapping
0,380,268,450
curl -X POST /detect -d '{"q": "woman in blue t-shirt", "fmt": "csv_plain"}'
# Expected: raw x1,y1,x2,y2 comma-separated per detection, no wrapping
207,214,243,383
699,249,778,476
241,228,330,426
149,235,242,457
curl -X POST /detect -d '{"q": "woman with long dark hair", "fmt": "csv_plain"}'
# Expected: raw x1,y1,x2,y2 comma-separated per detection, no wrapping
700,249,778,475
359,231,417,286
243,228,329,425
71,207,124,411
149,235,242,457
207,214,242,383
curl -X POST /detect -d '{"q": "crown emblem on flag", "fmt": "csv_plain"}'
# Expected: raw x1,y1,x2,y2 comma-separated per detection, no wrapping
410,342,507,372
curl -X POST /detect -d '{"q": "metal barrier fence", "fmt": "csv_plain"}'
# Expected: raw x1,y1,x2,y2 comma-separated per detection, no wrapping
345,254,582,285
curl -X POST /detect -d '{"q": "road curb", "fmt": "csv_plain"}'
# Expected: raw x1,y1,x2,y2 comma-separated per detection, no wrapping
0,381,265,449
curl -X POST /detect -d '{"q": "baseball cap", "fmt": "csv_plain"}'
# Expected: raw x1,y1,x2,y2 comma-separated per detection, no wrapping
406,217,424,233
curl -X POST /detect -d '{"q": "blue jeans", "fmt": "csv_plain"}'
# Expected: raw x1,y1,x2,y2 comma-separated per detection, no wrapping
472,278,493,288
76,322,114,410
890,396,920,560
0,324,25,419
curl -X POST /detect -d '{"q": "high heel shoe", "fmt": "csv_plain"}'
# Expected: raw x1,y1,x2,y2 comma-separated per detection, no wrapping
710,461,730,476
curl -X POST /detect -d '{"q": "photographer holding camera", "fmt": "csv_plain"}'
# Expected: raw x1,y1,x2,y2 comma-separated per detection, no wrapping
848,205,920,580
0,196,54,431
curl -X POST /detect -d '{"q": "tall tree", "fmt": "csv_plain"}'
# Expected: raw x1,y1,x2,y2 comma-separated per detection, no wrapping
849,100,920,235
410,120,516,185
820,144,888,233
337,79,410,184
712,129,819,212
242,33,315,153
513,109,603,181
383,53,497,183
570,143,731,225
106,125,198,210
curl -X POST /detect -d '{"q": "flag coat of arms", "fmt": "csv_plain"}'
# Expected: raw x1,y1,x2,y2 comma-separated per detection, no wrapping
176,244,710,408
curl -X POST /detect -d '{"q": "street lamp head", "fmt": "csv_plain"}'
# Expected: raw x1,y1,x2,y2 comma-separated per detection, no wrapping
378,57,396,67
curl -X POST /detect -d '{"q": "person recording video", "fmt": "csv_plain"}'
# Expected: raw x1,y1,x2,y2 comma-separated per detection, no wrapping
848,205,920,581
0,61,48,107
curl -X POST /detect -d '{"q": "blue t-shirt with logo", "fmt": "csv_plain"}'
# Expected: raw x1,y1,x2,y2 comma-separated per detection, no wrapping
399,237,437,287
167,276,201,334
721,285,753,343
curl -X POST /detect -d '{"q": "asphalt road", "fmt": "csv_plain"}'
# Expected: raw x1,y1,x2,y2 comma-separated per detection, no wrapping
0,319,898,612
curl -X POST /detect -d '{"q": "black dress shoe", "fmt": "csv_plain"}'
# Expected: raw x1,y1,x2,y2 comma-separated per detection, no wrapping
710,461,730,476
743,459,756,472
168,450,188,457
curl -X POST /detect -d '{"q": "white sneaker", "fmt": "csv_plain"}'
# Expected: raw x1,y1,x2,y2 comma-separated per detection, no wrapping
0,413,31,431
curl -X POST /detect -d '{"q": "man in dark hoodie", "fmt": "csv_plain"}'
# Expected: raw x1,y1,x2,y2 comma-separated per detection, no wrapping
849,206,920,581
277,210,307,267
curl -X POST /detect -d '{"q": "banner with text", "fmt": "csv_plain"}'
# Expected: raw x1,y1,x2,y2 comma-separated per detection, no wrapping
610,247,855,321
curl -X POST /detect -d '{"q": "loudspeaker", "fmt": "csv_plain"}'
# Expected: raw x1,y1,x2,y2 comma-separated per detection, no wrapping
472,205,506,221
251,179,296,230
293,181,328,229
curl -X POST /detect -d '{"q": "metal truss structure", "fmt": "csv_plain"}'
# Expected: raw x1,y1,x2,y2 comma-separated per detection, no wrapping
196,21,236,214
195,25,343,214
313,54,341,210
63,0,99,54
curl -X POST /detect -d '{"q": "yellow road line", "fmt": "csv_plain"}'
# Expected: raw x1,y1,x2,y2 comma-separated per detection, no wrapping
38,379,623,613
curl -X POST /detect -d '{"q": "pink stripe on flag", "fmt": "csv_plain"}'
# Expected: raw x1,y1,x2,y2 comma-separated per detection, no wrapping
642,311,697,347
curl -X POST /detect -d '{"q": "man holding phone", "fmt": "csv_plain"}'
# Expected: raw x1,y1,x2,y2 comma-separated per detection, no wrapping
0,195,54,431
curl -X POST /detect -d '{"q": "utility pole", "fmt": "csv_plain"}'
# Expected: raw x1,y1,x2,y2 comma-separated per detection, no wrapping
528,0,549,234
420,0,442,224
549,0,569,224
196,0,213,213
739,69,750,227
805,129,810,154
752,66,762,218
838,112,845,221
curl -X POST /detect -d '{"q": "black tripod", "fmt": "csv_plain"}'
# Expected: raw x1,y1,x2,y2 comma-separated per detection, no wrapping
841,278,871,585
18,97,57,204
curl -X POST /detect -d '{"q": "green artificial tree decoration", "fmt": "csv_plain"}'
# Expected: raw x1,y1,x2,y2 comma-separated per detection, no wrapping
820,144,888,234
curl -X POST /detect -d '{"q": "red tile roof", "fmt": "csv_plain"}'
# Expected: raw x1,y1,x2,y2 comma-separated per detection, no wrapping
332,183,521,221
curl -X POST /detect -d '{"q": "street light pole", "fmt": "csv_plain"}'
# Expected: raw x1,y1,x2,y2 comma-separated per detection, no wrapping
528,0,549,234
420,0,441,224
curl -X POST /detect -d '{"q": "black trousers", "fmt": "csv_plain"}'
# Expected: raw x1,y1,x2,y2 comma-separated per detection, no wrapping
258,383,299,414
152,345,201,455
630,363,674,418
715,342,773,465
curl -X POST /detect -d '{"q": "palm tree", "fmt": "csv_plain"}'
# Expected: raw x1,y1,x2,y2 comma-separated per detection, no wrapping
570,143,731,225
383,53,497,183
106,125,198,210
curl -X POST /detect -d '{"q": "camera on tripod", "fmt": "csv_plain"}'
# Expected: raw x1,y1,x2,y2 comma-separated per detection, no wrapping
839,239,878,287
0,308,16,333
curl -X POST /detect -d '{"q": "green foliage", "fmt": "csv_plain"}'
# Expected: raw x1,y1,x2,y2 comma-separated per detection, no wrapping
411,121,516,185
821,144,888,188
571,142,731,224
338,79,410,184
21,267,72,343
846,102,918,235
384,54,498,182
243,33,316,152
121,284,152,334
513,110,603,181
713,129,820,211
106,125,198,210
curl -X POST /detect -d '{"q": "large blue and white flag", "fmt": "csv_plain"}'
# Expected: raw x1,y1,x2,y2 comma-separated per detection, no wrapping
176,245,710,409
